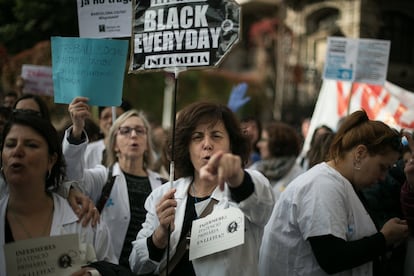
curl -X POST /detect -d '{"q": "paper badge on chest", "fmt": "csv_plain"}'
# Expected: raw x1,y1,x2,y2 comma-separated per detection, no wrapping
189,207,244,260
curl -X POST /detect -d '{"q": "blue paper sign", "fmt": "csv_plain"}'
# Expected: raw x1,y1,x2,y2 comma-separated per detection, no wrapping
51,36,128,106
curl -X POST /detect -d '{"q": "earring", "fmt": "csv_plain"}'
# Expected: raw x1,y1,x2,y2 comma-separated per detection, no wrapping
354,159,361,170
46,169,51,180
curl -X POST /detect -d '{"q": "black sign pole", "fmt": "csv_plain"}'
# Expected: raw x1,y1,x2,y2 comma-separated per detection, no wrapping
166,69,180,275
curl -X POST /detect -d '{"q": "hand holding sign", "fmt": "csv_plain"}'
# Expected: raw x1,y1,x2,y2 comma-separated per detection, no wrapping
68,97,91,140
153,188,177,249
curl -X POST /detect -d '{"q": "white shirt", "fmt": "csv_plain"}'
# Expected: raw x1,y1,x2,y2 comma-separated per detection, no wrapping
270,163,304,201
129,169,275,276
0,193,117,276
259,162,377,276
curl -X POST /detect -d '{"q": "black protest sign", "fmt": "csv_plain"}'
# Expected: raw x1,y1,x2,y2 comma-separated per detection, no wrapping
130,0,240,72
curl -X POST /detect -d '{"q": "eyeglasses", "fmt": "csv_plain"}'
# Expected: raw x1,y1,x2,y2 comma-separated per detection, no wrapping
12,109,42,118
118,126,147,137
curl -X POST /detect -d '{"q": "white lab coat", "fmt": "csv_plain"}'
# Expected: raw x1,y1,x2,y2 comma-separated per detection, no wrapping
259,162,377,276
0,177,7,200
84,139,105,169
62,128,164,259
129,169,275,276
0,193,117,276
0,175,80,200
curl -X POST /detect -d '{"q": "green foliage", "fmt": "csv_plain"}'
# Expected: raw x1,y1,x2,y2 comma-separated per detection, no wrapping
0,0,78,54
124,71,166,123
123,70,233,124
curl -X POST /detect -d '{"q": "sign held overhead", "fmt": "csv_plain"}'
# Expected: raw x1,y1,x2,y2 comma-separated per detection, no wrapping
130,0,241,72
323,37,390,85
77,0,133,38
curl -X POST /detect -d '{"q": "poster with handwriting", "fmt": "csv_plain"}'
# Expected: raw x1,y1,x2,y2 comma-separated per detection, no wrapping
51,36,128,106
4,234,85,276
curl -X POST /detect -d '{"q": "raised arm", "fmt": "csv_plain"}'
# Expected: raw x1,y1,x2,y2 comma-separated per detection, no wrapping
68,96,91,140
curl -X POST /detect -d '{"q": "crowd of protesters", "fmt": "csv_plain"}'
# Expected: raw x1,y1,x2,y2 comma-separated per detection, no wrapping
0,82,413,276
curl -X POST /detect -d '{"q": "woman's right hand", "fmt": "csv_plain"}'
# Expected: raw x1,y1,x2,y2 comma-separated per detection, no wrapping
152,188,177,249
380,217,409,246
68,97,90,139
68,188,100,227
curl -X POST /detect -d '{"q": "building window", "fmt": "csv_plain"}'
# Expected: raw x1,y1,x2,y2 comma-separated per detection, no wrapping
306,8,340,35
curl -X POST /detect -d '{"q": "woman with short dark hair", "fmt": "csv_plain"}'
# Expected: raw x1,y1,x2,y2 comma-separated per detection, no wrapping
250,121,304,200
129,101,274,276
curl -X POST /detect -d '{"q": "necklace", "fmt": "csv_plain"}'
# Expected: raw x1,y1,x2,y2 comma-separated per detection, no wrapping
10,206,54,239
191,183,216,201
191,183,215,220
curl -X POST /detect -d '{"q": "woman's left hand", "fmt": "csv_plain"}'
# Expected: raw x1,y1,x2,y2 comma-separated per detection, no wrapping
200,151,244,190
68,188,100,227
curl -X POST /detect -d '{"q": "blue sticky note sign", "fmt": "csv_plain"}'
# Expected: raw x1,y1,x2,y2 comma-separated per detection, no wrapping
51,36,128,106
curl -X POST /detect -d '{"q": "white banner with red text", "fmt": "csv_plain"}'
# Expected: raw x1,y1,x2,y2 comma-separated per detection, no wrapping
302,80,414,154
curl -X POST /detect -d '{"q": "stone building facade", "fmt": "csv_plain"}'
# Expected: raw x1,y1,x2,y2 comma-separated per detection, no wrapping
232,0,414,123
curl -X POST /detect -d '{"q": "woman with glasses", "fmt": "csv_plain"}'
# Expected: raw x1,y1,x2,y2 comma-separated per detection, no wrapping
259,110,409,276
62,97,164,270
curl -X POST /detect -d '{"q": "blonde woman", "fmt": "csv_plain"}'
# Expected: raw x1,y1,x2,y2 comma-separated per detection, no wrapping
63,97,164,269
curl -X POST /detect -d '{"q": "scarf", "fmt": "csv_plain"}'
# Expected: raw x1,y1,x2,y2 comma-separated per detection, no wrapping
254,156,297,185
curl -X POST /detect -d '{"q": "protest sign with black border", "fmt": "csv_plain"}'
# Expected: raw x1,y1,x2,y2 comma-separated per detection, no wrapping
129,0,241,72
